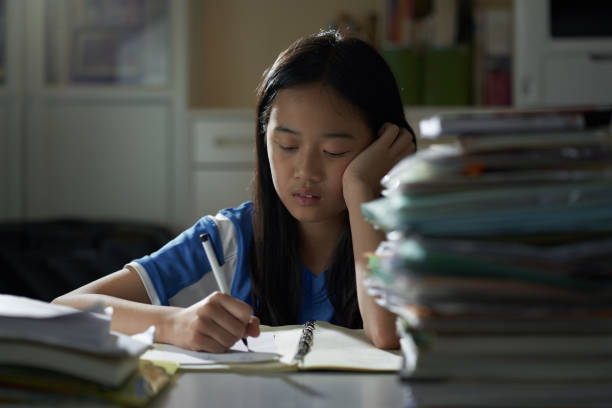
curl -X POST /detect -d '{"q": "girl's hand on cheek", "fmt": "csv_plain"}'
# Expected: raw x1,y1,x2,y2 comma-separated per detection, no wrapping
343,122,416,203
165,292,260,352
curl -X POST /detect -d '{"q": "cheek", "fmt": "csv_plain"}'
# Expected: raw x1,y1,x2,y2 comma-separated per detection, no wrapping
267,148,285,193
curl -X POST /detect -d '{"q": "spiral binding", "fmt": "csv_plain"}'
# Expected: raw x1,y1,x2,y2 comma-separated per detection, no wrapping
292,320,316,362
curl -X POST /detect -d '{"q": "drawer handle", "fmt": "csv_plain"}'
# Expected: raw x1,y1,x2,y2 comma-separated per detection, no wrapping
590,53,612,62
213,137,253,148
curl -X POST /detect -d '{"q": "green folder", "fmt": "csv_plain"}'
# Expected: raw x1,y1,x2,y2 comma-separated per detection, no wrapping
382,47,422,105
422,46,472,105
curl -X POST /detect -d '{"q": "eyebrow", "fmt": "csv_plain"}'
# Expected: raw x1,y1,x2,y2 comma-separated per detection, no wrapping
274,126,355,139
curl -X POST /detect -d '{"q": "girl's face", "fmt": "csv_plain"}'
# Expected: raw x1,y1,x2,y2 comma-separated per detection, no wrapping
265,83,373,227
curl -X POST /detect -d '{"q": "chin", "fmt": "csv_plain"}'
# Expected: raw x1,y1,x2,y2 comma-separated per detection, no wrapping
286,206,345,225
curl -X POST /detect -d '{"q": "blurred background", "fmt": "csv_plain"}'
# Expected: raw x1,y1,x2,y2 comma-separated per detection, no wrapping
3,0,612,228
0,0,611,299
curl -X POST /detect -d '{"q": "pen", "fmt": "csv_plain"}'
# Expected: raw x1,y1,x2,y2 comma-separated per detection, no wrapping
200,234,249,351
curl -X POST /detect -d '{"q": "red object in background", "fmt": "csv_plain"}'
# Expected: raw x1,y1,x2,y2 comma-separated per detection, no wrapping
485,71,511,106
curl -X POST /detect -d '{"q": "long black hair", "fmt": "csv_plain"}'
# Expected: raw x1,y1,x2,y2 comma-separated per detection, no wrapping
249,30,414,328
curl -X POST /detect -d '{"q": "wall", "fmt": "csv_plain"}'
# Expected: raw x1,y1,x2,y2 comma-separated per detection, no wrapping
188,0,381,108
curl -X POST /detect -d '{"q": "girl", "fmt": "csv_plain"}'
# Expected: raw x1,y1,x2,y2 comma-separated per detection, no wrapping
53,30,416,352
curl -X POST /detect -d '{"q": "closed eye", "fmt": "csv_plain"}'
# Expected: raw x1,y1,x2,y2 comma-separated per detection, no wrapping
279,144,297,151
324,150,348,158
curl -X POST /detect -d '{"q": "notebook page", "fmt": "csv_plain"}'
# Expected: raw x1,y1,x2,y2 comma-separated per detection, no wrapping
141,331,281,365
140,322,402,372
300,321,402,371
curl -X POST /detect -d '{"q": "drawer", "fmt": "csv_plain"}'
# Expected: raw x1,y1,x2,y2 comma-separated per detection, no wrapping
192,116,255,164
544,54,612,106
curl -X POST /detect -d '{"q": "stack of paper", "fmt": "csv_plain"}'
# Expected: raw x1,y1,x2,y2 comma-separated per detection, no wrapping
0,295,171,406
361,106,612,381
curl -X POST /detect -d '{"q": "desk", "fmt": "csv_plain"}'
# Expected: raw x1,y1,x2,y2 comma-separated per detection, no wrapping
149,371,612,407
150,371,409,407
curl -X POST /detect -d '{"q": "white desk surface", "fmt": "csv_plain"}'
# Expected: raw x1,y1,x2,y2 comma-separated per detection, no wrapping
149,371,612,408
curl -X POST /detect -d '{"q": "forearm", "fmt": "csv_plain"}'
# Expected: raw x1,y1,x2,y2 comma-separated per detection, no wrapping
346,188,399,349
53,293,180,344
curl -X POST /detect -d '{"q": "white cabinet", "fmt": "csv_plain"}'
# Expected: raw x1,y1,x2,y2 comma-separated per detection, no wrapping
25,100,170,221
189,110,255,220
0,0,188,230
514,0,612,107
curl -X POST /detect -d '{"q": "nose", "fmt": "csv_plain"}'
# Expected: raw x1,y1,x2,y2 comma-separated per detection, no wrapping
294,147,323,183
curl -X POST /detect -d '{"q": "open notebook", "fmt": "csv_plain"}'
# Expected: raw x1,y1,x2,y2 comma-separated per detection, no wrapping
141,321,402,372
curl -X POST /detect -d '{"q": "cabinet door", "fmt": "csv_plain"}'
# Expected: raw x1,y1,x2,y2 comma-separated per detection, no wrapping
190,111,255,220
21,0,183,225
25,101,170,222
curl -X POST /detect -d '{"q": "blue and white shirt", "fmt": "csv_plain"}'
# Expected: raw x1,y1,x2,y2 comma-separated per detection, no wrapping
128,201,335,324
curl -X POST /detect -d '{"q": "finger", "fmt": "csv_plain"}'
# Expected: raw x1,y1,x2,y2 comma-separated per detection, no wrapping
401,127,417,153
386,126,403,149
246,316,261,338
392,143,416,169
385,126,415,152
377,121,398,136
198,296,250,341
187,328,228,353
387,127,415,154
196,311,242,348
389,131,402,147
391,142,415,167
381,123,399,138
373,124,400,152
197,292,253,331
208,292,254,325
377,122,390,137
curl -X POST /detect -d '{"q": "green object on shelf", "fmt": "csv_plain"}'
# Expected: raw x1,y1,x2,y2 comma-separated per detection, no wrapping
383,47,422,105
422,46,472,105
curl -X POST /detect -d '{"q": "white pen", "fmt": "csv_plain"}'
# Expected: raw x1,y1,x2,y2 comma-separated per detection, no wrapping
200,233,249,350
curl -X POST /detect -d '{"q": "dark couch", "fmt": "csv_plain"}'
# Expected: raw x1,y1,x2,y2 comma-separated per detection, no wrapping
0,219,173,302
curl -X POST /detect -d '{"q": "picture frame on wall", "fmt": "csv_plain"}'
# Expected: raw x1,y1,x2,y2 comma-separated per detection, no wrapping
44,0,168,86
69,0,146,83
73,0,145,29
70,29,143,83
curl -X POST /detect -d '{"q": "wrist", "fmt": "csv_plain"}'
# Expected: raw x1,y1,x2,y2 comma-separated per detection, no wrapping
155,306,180,344
343,181,379,210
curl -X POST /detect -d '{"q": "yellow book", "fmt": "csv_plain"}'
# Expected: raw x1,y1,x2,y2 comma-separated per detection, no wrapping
141,321,402,372
0,361,175,407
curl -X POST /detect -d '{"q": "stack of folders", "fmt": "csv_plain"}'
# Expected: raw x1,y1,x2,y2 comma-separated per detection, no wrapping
0,295,172,406
361,105,612,381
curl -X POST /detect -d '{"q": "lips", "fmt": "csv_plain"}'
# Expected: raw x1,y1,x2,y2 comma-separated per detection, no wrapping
293,189,321,205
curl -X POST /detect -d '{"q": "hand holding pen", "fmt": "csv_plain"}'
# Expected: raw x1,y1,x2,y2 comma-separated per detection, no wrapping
156,235,259,353
200,234,258,351
164,290,260,353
